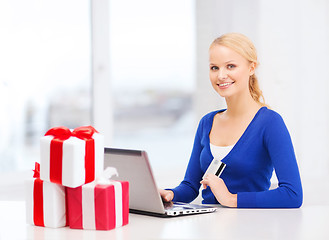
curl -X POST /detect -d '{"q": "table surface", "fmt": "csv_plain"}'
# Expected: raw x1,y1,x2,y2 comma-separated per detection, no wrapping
1,201,329,240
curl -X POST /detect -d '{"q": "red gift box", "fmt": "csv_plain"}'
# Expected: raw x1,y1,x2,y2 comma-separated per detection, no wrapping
25,163,68,228
40,126,104,188
67,177,129,230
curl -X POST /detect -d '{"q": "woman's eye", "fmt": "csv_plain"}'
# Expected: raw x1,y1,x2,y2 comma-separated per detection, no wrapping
210,66,219,71
227,64,236,69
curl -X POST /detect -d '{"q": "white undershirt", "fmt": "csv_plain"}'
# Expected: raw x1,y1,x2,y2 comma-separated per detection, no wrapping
210,143,234,160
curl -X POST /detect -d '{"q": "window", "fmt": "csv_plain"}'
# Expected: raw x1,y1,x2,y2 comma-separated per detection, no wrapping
108,0,196,184
0,0,92,173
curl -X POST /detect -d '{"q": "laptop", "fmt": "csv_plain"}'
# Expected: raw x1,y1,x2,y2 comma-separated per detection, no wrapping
104,147,217,217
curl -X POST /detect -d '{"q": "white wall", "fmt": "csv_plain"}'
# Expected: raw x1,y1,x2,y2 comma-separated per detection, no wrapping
195,0,329,180
195,0,261,118
258,0,329,179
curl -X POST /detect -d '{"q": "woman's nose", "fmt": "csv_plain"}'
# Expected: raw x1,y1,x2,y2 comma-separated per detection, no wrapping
218,68,228,80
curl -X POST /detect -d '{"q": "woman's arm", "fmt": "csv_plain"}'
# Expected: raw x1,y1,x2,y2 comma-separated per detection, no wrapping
238,113,303,208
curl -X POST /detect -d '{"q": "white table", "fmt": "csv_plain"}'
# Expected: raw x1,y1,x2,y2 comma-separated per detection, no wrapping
1,201,329,240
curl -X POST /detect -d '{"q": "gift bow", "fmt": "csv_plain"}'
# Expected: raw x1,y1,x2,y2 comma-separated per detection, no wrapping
95,167,119,185
45,126,98,140
33,162,40,178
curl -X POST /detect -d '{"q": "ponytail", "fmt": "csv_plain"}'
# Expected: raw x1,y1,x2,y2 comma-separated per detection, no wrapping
249,74,266,106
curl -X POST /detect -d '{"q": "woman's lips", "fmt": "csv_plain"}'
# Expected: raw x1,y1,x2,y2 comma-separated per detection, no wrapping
218,82,234,89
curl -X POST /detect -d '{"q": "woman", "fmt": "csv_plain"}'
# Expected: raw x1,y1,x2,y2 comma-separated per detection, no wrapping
160,33,303,208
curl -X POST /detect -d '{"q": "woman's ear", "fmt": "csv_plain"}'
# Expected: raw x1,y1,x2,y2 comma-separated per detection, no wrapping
249,62,256,76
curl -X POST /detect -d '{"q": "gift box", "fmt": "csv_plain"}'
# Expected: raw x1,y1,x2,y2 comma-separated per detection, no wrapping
26,163,67,228
40,126,104,188
67,168,129,230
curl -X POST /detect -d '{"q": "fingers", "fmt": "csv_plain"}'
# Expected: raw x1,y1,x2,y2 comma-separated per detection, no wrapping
159,189,174,202
165,191,174,202
201,174,222,189
200,178,209,189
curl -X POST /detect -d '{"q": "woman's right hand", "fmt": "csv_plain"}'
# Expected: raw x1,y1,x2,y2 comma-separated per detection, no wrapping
159,189,174,202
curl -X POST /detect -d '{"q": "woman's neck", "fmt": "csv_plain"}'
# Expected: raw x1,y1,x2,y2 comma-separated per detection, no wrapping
224,93,261,118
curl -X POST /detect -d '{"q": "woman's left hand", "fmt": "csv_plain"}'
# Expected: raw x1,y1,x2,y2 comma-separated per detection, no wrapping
200,174,237,207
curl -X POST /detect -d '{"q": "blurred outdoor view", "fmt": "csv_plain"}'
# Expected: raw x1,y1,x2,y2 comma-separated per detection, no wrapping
109,1,196,184
0,0,92,172
0,0,196,185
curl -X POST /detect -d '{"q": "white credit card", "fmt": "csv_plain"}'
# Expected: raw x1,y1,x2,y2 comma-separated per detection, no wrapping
203,158,226,179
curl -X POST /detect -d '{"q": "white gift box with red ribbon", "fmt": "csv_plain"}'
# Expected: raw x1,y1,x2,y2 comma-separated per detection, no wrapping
25,163,67,228
40,126,104,188
67,167,129,230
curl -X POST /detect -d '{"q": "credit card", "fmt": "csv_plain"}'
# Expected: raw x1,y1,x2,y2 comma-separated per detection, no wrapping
203,158,226,179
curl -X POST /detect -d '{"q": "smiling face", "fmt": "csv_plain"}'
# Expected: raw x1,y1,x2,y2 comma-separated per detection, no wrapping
209,44,255,100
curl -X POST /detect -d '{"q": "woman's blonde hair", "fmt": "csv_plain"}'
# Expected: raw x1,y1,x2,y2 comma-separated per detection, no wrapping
210,33,266,106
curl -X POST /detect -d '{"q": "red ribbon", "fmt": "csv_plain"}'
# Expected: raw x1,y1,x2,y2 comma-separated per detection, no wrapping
33,162,45,226
45,126,98,185
72,126,98,184
45,127,71,185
